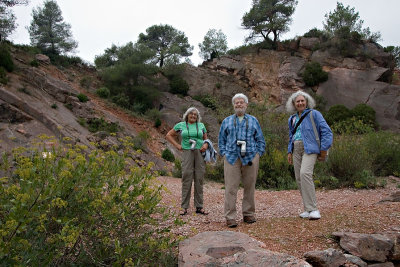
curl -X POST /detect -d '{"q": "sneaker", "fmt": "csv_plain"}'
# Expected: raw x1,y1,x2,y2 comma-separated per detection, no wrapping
299,211,310,218
226,219,238,228
309,210,321,220
243,216,256,224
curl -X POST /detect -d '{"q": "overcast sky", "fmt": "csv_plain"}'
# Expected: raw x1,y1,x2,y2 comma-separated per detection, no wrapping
10,0,400,66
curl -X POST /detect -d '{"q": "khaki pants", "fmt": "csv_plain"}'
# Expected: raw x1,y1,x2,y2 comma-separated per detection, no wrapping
223,154,260,221
181,149,205,209
293,141,318,212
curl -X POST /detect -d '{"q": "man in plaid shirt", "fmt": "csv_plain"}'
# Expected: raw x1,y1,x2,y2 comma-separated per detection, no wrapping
218,93,265,228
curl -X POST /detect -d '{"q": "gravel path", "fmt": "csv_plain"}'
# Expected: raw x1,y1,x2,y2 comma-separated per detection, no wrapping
158,176,400,258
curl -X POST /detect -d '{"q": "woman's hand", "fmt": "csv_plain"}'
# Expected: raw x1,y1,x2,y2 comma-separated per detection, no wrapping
200,142,208,153
287,153,293,165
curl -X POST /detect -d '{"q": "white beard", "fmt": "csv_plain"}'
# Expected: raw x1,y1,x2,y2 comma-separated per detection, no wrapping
235,107,246,115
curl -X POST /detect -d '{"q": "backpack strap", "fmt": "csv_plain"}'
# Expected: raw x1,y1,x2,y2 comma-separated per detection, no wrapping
310,110,320,148
291,110,311,136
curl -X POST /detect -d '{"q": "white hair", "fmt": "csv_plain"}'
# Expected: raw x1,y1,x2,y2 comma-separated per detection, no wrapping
285,91,316,113
232,93,248,105
182,107,202,122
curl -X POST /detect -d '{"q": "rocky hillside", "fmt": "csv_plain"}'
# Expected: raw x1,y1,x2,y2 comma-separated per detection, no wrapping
0,47,171,172
1,39,399,168
175,37,400,132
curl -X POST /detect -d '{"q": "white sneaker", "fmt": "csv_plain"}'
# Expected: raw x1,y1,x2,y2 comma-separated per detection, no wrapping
309,210,321,220
299,211,310,218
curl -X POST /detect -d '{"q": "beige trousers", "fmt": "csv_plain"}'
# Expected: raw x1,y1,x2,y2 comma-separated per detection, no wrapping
223,154,260,221
181,149,205,209
293,141,318,212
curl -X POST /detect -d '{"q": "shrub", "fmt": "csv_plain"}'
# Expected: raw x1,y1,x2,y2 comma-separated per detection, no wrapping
303,28,329,41
205,158,225,183
0,136,178,266
51,103,58,109
80,76,93,89
193,94,218,110
351,103,376,127
86,117,119,133
364,131,400,176
325,104,352,126
111,93,130,109
161,148,175,162
96,87,110,98
331,117,374,135
169,76,189,96
77,93,89,103
172,159,182,178
0,44,14,72
302,61,329,86
30,59,39,67
154,118,162,128
322,135,379,188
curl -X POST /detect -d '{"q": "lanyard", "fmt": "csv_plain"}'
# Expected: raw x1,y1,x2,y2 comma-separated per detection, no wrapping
186,122,199,139
234,115,248,141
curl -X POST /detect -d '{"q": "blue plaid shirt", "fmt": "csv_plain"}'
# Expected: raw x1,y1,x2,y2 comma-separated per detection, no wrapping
218,114,266,165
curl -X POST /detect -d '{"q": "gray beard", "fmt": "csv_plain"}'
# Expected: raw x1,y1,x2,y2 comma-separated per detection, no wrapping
235,107,246,116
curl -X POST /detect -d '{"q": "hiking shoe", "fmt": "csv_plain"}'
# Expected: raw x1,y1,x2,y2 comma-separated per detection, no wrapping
309,210,321,220
299,211,310,218
226,219,237,228
243,216,256,224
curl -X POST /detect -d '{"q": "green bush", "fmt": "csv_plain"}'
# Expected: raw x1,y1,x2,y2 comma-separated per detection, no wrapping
351,103,376,127
30,59,39,67
161,148,175,162
95,86,110,98
172,159,182,178
111,93,130,109
302,61,329,86
77,93,89,103
205,158,225,183
80,76,93,89
154,118,162,128
325,104,352,126
303,28,329,41
86,117,119,133
364,131,400,176
169,76,189,96
193,94,218,110
0,44,14,72
331,117,374,135
0,136,178,266
51,103,58,109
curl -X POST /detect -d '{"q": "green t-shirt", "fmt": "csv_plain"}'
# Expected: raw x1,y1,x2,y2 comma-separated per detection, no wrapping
173,121,207,150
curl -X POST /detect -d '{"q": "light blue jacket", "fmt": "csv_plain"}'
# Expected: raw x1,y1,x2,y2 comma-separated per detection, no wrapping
287,109,333,154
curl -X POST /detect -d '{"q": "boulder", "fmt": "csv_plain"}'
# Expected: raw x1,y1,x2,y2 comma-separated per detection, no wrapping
35,54,50,64
317,68,400,132
344,254,368,267
178,231,311,267
332,232,394,262
299,37,320,51
303,248,346,267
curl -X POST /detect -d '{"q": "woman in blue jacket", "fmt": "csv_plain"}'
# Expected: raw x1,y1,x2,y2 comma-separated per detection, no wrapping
286,91,333,220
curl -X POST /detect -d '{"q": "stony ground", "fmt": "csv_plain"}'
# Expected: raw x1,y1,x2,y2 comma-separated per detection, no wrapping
158,176,400,258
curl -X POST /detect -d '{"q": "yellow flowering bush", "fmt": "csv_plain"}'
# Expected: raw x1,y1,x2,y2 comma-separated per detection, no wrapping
0,135,179,266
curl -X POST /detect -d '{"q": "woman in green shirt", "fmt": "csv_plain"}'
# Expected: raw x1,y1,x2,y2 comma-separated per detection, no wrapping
166,107,209,216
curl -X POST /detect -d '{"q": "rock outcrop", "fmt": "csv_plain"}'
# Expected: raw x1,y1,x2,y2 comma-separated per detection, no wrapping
194,37,400,131
178,231,311,267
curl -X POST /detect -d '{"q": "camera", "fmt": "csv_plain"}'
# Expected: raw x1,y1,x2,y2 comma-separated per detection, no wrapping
189,139,197,150
236,140,246,157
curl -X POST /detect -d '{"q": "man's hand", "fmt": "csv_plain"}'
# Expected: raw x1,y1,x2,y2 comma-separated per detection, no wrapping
317,150,327,162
